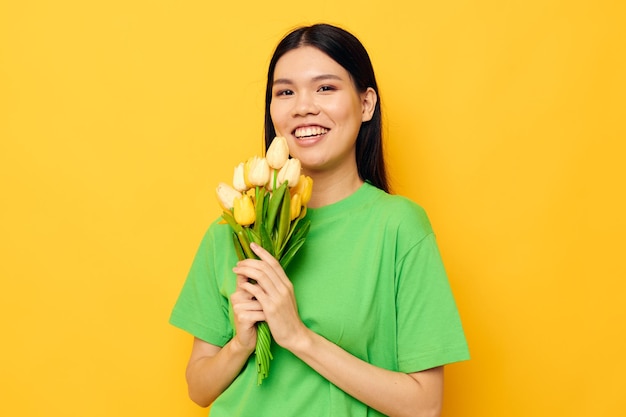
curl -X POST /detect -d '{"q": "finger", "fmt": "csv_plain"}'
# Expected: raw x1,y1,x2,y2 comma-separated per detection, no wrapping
231,294,265,321
235,270,279,300
236,273,257,290
232,299,264,315
239,279,272,303
250,243,281,268
231,288,255,303
234,258,276,277
237,310,265,323
248,243,291,289
233,264,281,297
236,255,289,291
233,275,260,300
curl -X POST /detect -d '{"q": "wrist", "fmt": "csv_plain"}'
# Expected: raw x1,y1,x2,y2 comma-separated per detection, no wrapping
283,325,315,357
229,334,255,358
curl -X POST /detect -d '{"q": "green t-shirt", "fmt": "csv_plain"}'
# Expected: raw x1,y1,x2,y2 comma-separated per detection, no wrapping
170,182,469,416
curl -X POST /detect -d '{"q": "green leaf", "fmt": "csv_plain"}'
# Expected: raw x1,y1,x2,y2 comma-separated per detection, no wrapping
253,187,266,234
231,232,245,261
247,227,262,247
236,229,255,259
291,219,311,243
262,188,270,219
260,223,275,257
222,210,243,234
277,188,291,249
278,217,310,259
223,210,255,259
266,182,288,233
279,236,307,270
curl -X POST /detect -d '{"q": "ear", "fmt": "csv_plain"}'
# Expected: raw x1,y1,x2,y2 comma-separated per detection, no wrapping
360,87,377,122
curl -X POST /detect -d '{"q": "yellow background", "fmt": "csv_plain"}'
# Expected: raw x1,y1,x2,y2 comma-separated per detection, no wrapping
1,1,624,416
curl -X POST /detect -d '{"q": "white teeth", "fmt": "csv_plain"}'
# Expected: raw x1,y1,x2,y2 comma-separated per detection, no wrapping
294,126,328,138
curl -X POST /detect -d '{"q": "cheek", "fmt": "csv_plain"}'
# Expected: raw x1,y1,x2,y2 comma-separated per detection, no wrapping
269,103,277,123
269,103,286,133
330,104,361,130
327,95,362,124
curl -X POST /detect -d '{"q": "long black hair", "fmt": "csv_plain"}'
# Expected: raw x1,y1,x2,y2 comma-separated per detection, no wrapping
263,24,389,193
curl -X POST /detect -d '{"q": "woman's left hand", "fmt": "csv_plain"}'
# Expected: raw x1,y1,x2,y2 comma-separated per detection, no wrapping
232,242,307,350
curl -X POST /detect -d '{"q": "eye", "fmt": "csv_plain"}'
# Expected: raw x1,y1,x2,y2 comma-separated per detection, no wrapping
318,85,336,92
275,89,294,97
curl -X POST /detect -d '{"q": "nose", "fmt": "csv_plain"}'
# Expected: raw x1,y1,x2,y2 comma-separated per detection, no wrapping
292,91,319,117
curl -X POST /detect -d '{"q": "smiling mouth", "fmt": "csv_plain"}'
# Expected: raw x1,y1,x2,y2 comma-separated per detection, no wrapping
294,126,329,139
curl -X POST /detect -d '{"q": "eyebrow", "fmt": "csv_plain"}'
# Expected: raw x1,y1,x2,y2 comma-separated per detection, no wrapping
273,74,344,86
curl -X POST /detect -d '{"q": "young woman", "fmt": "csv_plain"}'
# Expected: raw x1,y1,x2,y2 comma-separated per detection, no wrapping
170,24,469,417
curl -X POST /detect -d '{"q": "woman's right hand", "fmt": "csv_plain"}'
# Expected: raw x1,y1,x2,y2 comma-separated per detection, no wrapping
230,274,266,354
185,274,264,407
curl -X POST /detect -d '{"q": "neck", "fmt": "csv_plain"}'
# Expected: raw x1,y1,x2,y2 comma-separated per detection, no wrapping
305,167,364,208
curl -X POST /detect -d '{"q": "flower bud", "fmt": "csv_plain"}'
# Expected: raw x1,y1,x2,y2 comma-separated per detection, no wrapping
245,156,271,187
265,136,290,169
233,194,256,226
245,188,257,207
291,174,313,205
216,182,242,211
277,158,301,187
290,193,302,220
232,163,247,192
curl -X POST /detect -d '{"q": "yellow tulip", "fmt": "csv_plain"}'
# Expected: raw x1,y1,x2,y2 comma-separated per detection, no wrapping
216,182,242,211
246,188,256,199
277,158,301,187
233,194,256,226
291,174,313,205
266,136,290,169
244,156,271,187
232,162,247,192
290,193,302,220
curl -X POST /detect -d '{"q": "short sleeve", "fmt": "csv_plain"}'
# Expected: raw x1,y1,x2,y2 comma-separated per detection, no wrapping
169,221,236,347
396,232,470,372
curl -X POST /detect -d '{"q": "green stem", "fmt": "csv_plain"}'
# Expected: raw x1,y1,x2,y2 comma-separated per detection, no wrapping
255,321,273,385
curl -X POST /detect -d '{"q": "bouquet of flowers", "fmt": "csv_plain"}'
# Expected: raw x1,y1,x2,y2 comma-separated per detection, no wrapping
215,136,313,384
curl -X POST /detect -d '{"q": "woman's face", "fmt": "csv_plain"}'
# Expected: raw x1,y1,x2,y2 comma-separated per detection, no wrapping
270,46,376,176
